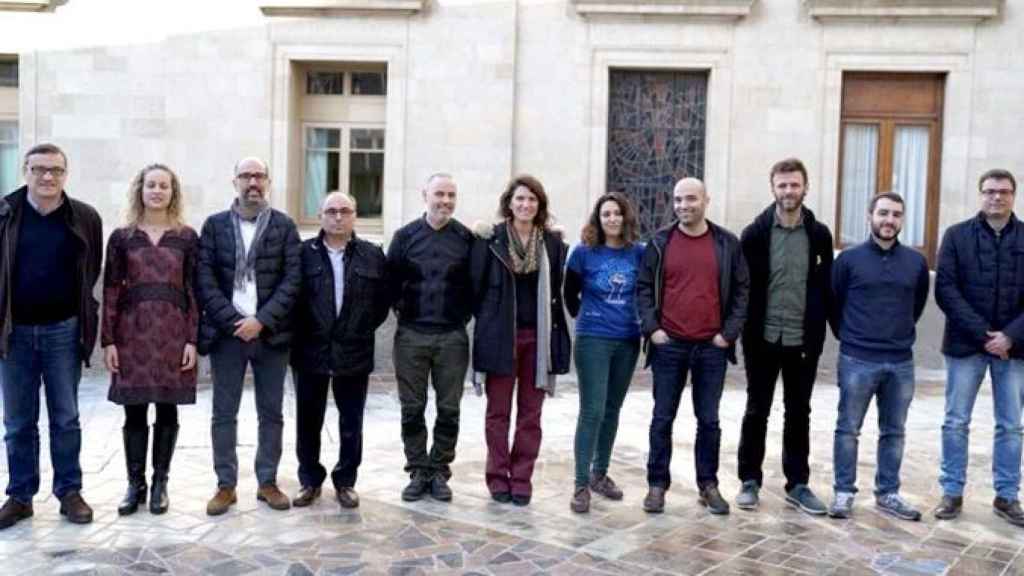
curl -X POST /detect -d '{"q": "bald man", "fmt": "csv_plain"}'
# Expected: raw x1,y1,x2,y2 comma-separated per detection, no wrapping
290,192,390,510
197,157,301,515
636,177,749,515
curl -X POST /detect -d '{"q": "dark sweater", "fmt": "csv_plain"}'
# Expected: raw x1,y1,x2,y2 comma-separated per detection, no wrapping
12,200,79,324
831,239,930,363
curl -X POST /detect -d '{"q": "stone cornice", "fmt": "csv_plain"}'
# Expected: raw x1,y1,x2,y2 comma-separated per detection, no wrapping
805,0,1002,21
259,0,425,17
571,0,755,19
0,0,66,12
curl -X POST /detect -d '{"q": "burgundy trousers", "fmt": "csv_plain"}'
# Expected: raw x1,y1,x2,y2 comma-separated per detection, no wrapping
485,328,546,497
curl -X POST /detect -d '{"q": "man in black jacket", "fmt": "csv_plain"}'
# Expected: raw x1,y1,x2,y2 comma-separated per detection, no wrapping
637,177,749,515
0,143,102,529
290,192,389,510
735,158,833,515
386,173,473,503
934,168,1024,527
197,157,301,516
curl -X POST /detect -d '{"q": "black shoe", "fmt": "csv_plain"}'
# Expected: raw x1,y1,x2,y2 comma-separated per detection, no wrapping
0,498,33,530
149,424,178,515
491,491,512,503
511,494,531,506
933,495,963,520
402,473,430,502
118,425,148,516
994,497,1024,527
59,491,93,524
292,486,322,508
430,473,453,501
643,486,666,514
698,484,730,515
336,487,360,509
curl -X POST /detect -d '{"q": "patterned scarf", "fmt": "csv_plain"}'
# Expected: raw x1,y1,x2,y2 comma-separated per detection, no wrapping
230,198,271,291
506,221,542,274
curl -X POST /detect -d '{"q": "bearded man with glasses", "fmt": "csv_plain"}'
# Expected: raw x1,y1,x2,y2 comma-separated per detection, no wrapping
0,143,103,529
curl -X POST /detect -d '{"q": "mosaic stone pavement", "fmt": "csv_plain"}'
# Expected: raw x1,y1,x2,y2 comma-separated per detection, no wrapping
2,356,1024,575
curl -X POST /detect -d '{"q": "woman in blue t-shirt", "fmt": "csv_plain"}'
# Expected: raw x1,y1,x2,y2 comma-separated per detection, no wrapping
563,192,645,513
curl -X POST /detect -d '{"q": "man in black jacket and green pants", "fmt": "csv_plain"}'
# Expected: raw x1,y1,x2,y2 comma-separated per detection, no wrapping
736,158,834,515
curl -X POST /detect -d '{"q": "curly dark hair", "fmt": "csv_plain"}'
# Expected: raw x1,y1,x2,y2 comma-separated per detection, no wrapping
498,174,550,229
581,192,638,247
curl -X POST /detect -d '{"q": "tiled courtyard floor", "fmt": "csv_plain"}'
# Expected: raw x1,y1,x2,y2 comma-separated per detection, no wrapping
2,361,1023,575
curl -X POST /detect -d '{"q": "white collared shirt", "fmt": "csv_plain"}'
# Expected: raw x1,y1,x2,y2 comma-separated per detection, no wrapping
326,243,345,316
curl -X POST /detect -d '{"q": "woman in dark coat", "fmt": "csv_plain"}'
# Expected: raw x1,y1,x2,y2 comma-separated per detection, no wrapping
102,164,198,516
471,174,570,506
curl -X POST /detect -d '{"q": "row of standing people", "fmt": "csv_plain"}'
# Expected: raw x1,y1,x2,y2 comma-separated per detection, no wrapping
0,144,1020,532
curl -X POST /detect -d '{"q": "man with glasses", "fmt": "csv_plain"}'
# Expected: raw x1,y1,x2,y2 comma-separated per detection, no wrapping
934,169,1024,527
290,192,389,509
197,157,301,515
0,143,103,529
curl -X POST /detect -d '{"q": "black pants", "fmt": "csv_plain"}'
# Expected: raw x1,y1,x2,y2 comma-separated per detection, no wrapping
294,370,370,489
124,403,178,428
737,339,819,492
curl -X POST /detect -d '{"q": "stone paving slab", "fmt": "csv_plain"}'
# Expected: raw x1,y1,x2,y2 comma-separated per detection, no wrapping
2,354,1024,575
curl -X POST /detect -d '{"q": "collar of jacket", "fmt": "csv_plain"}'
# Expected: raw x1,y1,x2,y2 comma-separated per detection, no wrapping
5,186,84,225
751,203,819,236
974,211,1020,236
650,218,725,249
312,228,360,252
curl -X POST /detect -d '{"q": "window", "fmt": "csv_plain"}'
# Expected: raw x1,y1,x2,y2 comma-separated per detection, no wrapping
351,71,386,95
302,125,384,222
307,71,344,95
0,59,16,88
0,122,18,194
837,72,944,265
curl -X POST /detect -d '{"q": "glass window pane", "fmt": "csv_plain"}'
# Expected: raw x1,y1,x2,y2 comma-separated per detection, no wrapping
892,125,930,247
840,123,878,245
306,127,341,149
349,151,383,217
303,150,340,220
350,71,386,96
306,72,344,95
0,121,17,194
350,129,384,151
0,60,17,88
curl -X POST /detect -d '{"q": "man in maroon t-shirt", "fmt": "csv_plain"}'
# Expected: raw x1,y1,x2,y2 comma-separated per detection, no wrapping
636,178,749,515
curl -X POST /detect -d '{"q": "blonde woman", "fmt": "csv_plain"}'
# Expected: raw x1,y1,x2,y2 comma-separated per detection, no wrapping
102,164,198,515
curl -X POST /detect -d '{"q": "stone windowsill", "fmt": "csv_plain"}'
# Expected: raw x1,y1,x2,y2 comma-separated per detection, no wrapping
0,0,66,12
805,0,1002,21
259,0,425,17
571,0,755,19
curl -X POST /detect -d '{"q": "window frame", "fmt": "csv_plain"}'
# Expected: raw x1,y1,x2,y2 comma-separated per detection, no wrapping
299,121,386,228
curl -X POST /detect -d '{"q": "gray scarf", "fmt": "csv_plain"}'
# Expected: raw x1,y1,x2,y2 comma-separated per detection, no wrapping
230,198,271,291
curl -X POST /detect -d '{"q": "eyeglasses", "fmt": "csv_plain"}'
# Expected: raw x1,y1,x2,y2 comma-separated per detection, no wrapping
323,207,355,218
982,188,1014,198
236,172,267,182
28,166,66,177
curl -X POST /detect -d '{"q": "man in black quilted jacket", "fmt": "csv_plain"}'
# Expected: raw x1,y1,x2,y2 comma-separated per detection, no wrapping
196,157,301,516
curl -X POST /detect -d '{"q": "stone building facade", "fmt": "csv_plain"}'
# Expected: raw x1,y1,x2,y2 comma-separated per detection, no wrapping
0,0,1019,265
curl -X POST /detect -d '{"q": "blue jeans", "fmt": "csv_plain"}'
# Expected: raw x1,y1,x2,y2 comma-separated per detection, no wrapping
573,335,640,488
833,353,915,496
1,318,83,503
647,338,727,489
939,354,1024,500
209,338,289,488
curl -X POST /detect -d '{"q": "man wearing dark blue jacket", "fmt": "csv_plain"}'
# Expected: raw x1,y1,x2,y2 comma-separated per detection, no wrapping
829,192,929,521
933,169,1024,527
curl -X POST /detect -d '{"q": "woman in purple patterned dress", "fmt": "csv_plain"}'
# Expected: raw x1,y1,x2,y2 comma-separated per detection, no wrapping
102,164,198,516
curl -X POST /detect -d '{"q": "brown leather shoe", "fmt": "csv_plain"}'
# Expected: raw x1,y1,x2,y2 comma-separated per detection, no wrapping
59,491,93,524
257,484,291,511
292,486,321,508
206,487,237,516
570,486,590,514
336,487,360,509
0,498,33,530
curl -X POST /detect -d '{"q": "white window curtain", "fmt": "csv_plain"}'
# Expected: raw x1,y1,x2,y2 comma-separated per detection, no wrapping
892,125,930,246
840,124,878,245
303,128,333,220
0,122,17,195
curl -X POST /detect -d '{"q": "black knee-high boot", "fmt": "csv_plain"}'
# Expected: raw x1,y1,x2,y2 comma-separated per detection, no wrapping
149,424,178,515
118,426,149,515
